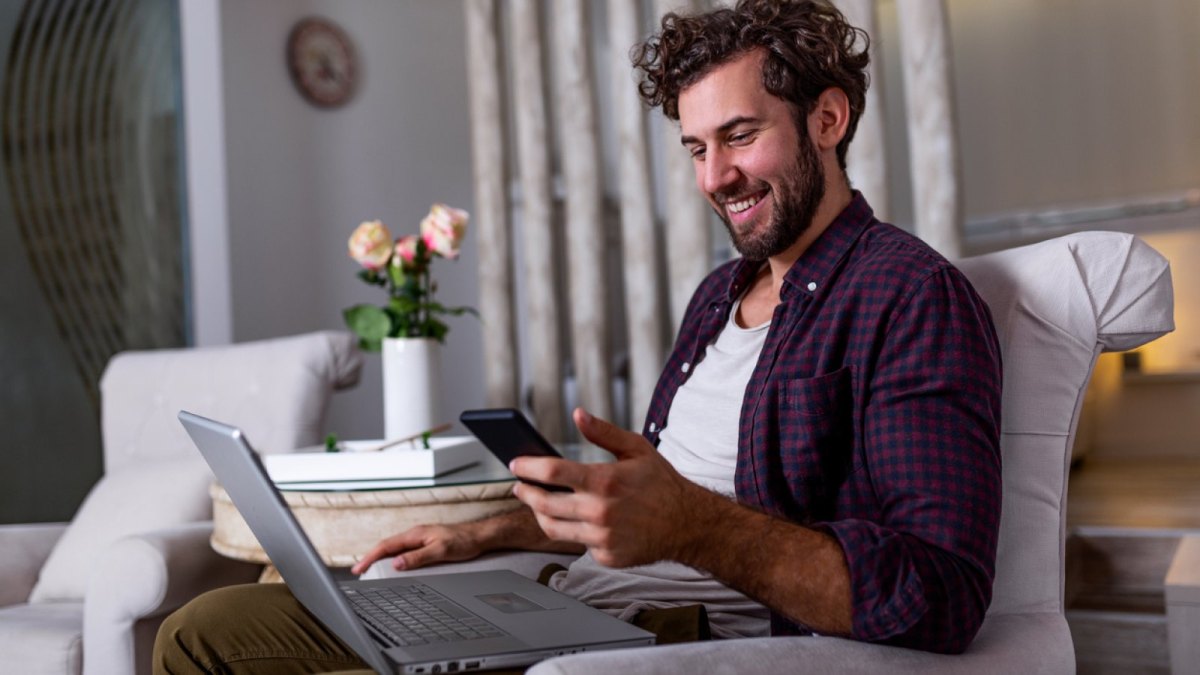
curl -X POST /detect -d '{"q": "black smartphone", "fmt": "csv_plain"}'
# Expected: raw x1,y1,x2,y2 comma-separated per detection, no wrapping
459,408,573,492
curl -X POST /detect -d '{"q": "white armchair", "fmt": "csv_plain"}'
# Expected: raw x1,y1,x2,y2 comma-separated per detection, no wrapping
0,331,362,675
366,231,1174,673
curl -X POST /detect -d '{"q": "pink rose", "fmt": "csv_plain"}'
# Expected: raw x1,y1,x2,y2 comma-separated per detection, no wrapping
420,204,469,259
392,235,420,269
347,220,393,270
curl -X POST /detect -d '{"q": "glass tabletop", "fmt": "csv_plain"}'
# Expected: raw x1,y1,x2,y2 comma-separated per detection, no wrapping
276,443,613,492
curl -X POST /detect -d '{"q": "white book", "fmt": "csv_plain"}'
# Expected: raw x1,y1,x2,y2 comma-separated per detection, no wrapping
263,436,483,484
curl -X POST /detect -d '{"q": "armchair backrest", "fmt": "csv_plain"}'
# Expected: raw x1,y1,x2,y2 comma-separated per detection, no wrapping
99,330,362,474
955,232,1173,617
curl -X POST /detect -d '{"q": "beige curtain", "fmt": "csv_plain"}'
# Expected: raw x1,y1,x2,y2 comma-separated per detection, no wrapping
463,0,962,436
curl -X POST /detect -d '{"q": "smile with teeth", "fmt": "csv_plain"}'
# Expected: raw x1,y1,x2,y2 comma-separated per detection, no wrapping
725,190,768,214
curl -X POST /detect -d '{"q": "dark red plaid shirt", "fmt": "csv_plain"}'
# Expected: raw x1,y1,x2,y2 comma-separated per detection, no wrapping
642,194,1002,654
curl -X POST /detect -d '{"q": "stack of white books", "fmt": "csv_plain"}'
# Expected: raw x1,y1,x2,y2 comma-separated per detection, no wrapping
263,436,483,485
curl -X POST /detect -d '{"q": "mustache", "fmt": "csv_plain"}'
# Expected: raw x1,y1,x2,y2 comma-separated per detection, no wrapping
713,185,769,205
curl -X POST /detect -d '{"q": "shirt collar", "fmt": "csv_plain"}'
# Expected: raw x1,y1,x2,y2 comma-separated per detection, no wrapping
722,192,875,302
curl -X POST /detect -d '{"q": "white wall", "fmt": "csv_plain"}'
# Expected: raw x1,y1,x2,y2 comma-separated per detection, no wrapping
180,0,233,348
873,0,1200,228
186,0,484,439
947,0,1200,220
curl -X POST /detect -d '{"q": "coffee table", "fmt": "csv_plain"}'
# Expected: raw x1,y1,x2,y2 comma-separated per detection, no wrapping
210,443,607,579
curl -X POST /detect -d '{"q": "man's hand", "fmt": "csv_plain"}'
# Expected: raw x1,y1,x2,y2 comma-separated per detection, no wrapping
349,507,585,577
510,407,703,568
350,523,482,575
514,407,853,635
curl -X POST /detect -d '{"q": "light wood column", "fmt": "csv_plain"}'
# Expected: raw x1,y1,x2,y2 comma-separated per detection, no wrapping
655,0,712,335
464,0,517,408
896,0,963,257
551,0,614,422
834,0,891,221
609,0,666,429
510,0,564,439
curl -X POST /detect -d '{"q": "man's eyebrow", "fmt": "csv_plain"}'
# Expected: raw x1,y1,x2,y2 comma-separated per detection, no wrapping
679,116,760,147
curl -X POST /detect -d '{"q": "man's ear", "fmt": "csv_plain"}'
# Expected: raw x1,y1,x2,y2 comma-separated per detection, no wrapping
810,87,851,152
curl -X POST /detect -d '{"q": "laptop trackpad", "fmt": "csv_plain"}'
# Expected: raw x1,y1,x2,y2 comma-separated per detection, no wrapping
476,592,546,614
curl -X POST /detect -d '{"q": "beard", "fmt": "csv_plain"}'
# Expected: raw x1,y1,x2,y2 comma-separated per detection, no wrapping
717,130,826,262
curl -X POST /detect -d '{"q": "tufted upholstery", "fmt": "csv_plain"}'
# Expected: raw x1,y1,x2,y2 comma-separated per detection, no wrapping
365,232,1174,674
0,331,362,675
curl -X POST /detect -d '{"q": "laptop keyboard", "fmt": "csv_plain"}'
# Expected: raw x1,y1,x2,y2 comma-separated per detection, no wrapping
346,584,507,647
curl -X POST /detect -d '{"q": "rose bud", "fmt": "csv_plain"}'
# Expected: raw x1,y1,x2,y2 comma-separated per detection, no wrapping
393,234,421,269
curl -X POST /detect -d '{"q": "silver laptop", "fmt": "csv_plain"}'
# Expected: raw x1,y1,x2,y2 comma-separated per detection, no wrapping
179,411,654,674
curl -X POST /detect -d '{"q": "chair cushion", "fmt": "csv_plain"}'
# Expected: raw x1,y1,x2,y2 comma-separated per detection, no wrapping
528,611,1073,674
0,601,84,675
99,330,361,473
29,459,212,603
954,232,1172,616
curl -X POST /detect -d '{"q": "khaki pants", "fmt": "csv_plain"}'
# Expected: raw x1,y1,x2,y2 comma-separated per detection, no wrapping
154,578,709,674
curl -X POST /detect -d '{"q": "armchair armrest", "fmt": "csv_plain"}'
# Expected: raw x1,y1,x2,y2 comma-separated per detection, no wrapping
529,612,1073,675
0,522,68,606
84,521,261,623
82,521,262,675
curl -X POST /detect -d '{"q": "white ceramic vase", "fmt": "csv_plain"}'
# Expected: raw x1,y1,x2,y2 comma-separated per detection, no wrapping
381,337,441,440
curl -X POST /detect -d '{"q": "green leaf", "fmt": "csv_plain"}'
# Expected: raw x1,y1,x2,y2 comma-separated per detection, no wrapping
358,269,386,287
425,317,450,343
343,304,391,351
387,264,405,289
423,302,479,319
388,295,420,315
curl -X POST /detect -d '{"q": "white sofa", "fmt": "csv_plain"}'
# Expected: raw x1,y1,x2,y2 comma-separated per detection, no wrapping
367,231,1174,673
0,331,362,675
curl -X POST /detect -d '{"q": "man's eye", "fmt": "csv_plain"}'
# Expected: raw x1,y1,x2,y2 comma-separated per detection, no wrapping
729,132,754,145
689,147,706,160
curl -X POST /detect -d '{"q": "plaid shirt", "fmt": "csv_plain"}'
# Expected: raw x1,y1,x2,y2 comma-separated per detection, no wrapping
642,194,1002,654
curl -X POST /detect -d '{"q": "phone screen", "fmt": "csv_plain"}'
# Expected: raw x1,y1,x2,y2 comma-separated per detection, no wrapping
459,408,572,492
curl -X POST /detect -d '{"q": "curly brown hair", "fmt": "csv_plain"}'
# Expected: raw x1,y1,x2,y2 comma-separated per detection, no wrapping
632,0,870,170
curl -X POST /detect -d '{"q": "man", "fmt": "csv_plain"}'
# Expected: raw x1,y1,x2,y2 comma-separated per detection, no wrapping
155,0,1001,671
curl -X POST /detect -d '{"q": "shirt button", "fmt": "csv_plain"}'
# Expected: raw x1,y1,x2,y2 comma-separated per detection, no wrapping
681,362,690,373
649,422,658,432
807,281,817,291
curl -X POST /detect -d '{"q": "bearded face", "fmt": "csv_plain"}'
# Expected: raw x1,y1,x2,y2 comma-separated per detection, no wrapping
678,51,832,263
716,122,826,262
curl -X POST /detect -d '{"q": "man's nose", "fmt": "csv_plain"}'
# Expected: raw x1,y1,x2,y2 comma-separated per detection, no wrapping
698,148,739,195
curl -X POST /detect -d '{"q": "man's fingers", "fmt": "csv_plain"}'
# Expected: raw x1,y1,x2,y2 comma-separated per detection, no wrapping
512,482,593,522
350,530,426,575
509,455,587,489
394,545,438,571
352,540,399,575
350,553,379,576
573,407,649,460
528,507,604,549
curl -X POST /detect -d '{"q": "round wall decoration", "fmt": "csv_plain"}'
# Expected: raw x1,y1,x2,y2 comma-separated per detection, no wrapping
286,17,357,108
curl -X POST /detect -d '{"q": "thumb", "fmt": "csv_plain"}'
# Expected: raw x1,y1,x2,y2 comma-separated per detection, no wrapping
573,407,649,460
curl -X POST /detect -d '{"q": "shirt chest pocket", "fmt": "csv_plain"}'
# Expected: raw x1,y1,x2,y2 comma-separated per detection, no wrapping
777,367,855,513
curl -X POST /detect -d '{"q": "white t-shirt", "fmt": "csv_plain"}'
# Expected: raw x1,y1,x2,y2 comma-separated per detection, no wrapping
549,296,771,638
